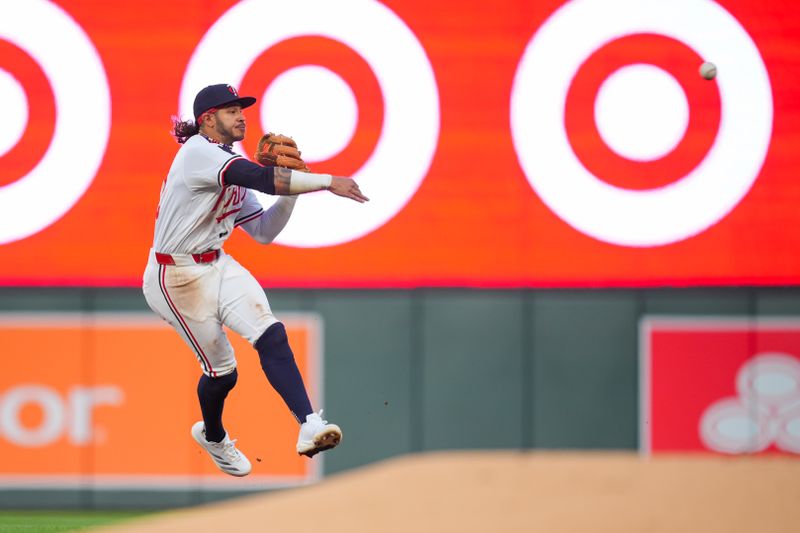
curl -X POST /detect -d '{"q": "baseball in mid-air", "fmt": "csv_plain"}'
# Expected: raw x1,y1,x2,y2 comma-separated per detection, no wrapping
699,61,717,80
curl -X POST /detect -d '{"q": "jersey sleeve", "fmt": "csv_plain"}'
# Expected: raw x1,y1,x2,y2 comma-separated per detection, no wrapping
237,193,297,244
224,159,277,195
183,141,243,192
234,189,265,227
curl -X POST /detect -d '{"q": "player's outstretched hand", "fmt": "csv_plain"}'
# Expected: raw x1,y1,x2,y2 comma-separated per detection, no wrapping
329,176,369,203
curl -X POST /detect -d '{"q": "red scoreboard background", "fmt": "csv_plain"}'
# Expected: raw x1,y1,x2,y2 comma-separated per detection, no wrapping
1,0,799,288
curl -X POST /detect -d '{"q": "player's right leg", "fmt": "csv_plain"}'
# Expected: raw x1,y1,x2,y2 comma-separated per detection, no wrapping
191,417,251,477
142,253,250,475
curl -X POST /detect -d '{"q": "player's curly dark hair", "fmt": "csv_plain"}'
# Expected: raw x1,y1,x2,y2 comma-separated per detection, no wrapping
171,117,200,144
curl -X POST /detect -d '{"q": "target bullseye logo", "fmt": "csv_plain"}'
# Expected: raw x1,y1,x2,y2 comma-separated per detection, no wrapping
510,0,773,247
0,0,110,245
180,0,439,248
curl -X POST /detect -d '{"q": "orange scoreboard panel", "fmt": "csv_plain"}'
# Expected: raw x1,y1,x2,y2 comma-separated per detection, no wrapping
1,0,799,287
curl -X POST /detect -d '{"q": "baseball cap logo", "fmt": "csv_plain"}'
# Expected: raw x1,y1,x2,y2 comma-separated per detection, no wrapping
227,85,238,96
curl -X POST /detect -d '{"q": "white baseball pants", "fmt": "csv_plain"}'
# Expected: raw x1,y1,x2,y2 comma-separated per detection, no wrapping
142,249,279,377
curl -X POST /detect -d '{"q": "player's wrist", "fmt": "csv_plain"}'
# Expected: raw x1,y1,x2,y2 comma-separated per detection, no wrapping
288,170,332,194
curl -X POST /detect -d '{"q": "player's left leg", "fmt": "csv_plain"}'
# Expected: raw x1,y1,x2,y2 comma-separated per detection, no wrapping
255,322,341,457
254,322,313,421
217,254,312,420
218,254,341,456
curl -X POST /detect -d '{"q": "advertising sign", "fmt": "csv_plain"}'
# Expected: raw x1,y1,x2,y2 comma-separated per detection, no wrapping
0,313,323,488
641,317,800,455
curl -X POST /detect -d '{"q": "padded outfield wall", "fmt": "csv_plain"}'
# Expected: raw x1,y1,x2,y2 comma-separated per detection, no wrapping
1,287,799,509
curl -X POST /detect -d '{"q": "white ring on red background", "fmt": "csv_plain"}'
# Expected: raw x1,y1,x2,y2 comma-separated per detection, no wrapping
0,69,28,157
180,0,439,248
699,398,772,454
510,0,773,247
775,401,800,453
736,353,800,410
0,1,110,245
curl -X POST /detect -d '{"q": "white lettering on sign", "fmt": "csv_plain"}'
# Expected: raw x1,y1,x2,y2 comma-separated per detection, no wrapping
0,385,123,447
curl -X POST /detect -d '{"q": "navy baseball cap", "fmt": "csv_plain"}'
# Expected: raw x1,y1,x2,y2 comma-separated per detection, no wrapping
193,84,256,121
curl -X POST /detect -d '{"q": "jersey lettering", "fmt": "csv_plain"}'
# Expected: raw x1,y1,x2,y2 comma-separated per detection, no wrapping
216,185,245,223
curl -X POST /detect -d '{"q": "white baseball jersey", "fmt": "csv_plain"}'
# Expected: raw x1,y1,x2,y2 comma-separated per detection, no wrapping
143,134,293,377
152,134,263,254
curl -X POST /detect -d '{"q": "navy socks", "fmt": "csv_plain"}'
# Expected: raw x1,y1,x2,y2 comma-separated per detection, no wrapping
255,322,313,422
196,322,312,442
197,369,238,443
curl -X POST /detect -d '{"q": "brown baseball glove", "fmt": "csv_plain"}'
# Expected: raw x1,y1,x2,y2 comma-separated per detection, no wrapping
254,133,310,172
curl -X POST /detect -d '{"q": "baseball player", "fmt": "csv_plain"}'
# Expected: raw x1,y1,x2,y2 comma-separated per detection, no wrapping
142,84,368,477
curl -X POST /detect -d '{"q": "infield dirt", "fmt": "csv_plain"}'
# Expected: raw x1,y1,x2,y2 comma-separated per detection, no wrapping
90,451,800,533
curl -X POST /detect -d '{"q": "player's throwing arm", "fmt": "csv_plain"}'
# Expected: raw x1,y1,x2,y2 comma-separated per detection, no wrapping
253,132,369,203
269,167,369,203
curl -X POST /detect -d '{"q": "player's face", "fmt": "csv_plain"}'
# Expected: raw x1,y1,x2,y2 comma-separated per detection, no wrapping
213,105,246,144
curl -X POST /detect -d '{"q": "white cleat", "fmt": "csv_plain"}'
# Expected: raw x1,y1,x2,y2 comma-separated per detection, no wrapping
191,421,252,477
297,410,342,458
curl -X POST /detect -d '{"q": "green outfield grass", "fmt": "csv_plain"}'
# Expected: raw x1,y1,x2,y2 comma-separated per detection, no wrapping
0,510,150,532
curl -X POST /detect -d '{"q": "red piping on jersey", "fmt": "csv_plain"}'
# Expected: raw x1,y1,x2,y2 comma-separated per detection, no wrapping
159,266,216,377
234,208,263,227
